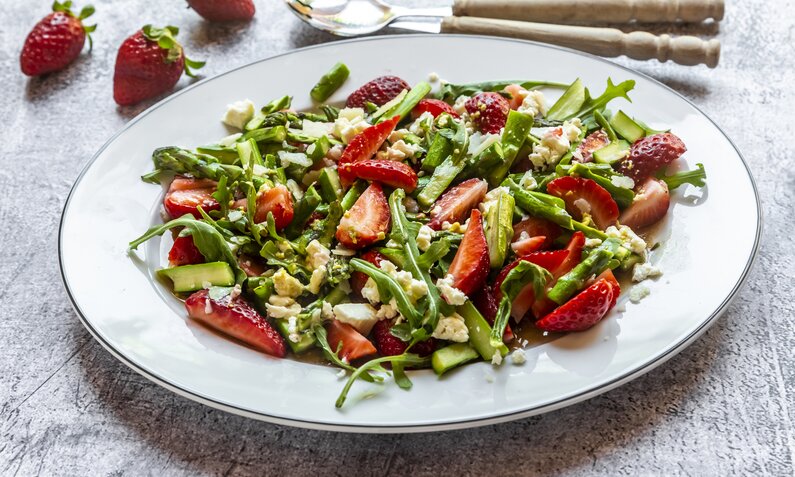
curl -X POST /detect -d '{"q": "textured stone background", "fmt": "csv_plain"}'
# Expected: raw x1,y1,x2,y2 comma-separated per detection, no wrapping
1,0,793,475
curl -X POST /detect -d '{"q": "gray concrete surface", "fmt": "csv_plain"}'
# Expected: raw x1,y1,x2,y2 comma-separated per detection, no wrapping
1,0,793,475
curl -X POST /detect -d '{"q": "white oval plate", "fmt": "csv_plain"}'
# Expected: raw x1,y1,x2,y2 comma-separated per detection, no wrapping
60,35,760,433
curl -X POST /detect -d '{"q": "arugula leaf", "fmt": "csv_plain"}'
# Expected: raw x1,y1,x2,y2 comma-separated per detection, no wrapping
661,163,707,190
129,215,246,284
335,353,431,408
143,146,243,183
577,79,636,119
491,261,551,347
349,259,422,325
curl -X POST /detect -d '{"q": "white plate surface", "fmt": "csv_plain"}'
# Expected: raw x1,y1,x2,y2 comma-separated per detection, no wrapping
60,35,760,433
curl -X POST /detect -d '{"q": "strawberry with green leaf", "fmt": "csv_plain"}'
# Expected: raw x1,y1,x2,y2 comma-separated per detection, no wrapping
20,1,96,76
113,25,205,106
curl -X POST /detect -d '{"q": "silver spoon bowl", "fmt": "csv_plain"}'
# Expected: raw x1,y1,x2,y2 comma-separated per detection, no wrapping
285,0,451,36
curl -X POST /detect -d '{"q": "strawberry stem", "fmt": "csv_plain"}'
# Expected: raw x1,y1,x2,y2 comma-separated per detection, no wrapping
141,24,205,77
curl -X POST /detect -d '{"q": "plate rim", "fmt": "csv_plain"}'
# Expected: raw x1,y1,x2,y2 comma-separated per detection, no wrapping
58,34,762,433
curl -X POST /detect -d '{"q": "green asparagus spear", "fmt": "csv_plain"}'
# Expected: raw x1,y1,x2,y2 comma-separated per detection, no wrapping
504,179,574,229
488,110,534,185
547,238,621,304
310,62,350,102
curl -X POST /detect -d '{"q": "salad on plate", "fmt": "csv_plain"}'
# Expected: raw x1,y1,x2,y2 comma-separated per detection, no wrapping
129,64,707,407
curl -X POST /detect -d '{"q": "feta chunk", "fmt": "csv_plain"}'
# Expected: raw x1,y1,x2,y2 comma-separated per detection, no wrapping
510,349,527,365
453,95,471,115
265,295,302,319
301,119,334,138
305,240,331,270
307,266,327,294
409,111,434,136
436,274,468,305
360,278,381,304
273,268,304,297
376,139,421,161
528,118,583,170
491,351,503,365
333,107,370,144
333,303,379,335
517,90,548,117
605,225,647,255
376,300,399,320
632,262,663,282
222,99,255,130
416,225,435,252
629,285,651,303
431,312,469,342
321,301,334,320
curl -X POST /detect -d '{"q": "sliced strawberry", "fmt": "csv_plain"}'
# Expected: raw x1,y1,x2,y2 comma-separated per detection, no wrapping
547,176,619,230
471,286,514,342
535,277,617,332
342,159,418,192
427,178,488,230
351,249,387,296
326,320,377,362
618,132,687,182
185,289,286,357
511,235,547,256
336,183,390,250
337,115,400,185
596,269,621,308
447,209,490,296
494,249,570,322
575,130,610,163
465,92,510,134
503,84,528,110
168,235,204,266
412,99,459,119
372,319,436,358
619,178,670,230
512,217,562,248
531,232,585,319
346,76,410,108
163,176,220,219
254,184,294,230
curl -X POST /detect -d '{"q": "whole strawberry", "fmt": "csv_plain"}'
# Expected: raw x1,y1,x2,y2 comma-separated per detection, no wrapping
187,0,255,22
20,1,96,76
346,76,410,108
113,25,205,106
465,92,510,134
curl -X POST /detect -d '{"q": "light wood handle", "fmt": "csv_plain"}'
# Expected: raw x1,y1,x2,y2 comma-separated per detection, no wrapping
452,0,724,24
440,17,720,67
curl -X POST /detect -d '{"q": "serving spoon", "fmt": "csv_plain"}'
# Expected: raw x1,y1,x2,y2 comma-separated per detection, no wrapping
286,0,721,67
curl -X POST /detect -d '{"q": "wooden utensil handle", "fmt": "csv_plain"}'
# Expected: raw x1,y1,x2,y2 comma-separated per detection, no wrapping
440,17,720,67
452,0,724,24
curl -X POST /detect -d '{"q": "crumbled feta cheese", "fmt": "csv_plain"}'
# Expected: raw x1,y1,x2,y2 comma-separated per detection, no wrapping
273,268,304,297
432,312,469,342
376,300,399,320
428,72,440,82
436,274,468,305
266,295,302,319
467,132,500,157
321,301,334,320
441,220,468,233
218,133,242,147
585,238,603,248
252,164,270,177
519,171,538,190
305,240,331,270
301,119,334,138
333,303,379,335
632,262,663,282
605,225,647,255
277,150,312,168
517,90,548,117
326,144,344,161
222,99,255,130
491,351,503,365
611,175,636,189
629,285,651,303
287,316,300,343
573,198,591,214
333,107,370,144
528,118,582,170
453,95,471,115
409,111,434,136
204,297,212,314
307,266,327,294
416,225,435,252
376,139,421,161
361,278,381,304
336,368,347,379
510,349,527,365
